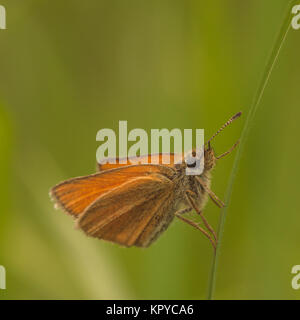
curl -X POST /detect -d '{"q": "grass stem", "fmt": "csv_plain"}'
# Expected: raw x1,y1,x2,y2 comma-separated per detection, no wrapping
207,1,296,300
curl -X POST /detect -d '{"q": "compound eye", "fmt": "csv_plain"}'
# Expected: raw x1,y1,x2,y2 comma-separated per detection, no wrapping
186,161,197,168
185,150,197,168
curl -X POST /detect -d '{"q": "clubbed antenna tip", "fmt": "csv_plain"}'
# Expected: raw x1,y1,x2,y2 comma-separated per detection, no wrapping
233,111,242,120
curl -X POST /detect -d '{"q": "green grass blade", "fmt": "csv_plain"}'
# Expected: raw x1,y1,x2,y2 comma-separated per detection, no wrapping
207,0,297,300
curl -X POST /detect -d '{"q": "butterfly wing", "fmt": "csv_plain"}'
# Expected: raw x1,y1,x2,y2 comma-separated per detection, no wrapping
97,153,184,171
50,164,174,217
77,173,175,247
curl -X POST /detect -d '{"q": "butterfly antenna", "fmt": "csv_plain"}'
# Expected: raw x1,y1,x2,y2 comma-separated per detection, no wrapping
216,139,240,160
205,112,242,147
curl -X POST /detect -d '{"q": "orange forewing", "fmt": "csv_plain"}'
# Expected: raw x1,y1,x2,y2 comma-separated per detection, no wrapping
77,174,174,247
97,153,184,171
50,164,174,217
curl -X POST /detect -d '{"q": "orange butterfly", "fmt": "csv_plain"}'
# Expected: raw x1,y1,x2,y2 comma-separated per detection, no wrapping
50,112,241,250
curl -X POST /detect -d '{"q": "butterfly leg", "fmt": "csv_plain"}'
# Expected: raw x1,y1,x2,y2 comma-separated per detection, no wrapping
185,192,217,243
195,176,225,208
175,208,216,252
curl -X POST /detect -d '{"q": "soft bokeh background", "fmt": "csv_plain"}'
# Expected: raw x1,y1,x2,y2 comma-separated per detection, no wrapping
0,0,299,299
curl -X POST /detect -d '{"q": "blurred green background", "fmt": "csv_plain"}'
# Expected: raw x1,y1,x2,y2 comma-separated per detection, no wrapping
0,0,300,299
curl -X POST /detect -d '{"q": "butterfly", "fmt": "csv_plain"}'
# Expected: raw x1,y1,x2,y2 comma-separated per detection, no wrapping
50,112,241,250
